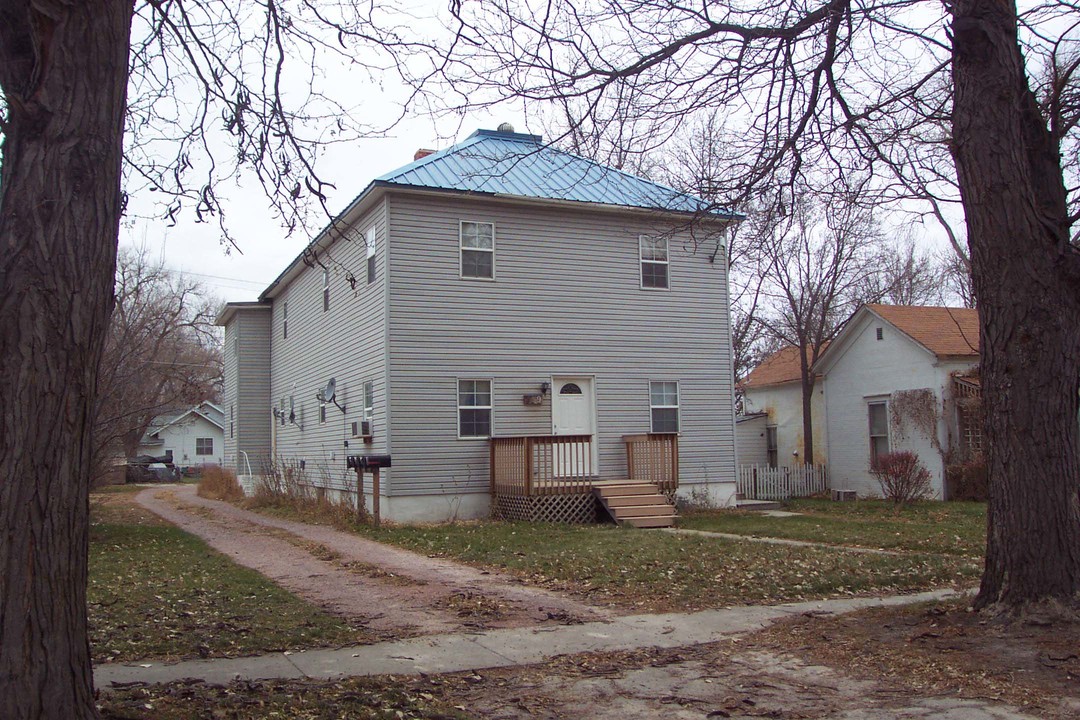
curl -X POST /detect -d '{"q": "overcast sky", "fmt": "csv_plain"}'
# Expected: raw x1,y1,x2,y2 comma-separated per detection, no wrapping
120,111,532,306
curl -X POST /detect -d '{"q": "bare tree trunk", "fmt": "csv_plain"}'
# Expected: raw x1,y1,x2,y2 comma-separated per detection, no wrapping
951,1,1080,610
799,348,815,467
0,2,133,717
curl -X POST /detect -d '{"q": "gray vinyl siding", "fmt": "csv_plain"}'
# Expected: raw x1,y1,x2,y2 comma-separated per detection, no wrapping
269,198,389,494
223,308,272,473
385,192,736,496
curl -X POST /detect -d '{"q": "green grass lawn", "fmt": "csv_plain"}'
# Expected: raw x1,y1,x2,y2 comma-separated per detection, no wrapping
89,490,375,663
362,521,977,612
681,499,987,557
99,676,471,720
249,496,978,613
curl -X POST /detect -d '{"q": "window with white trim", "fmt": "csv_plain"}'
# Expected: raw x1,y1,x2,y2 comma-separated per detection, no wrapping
230,405,234,439
319,401,327,424
322,268,330,311
649,381,680,433
367,236,377,284
282,300,288,339
460,221,494,279
640,236,669,289
458,379,492,438
868,401,890,466
195,437,214,456
363,380,374,420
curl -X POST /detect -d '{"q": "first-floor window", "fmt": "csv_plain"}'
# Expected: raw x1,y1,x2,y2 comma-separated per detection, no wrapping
458,379,492,438
868,401,890,466
766,426,778,468
164,449,173,462
649,381,680,433
363,380,374,420
195,437,214,456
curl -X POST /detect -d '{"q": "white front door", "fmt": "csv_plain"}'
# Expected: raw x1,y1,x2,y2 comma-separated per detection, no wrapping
551,377,597,477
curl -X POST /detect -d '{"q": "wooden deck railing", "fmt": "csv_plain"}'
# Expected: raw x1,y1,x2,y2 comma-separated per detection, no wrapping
490,435,595,496
623,433,679,494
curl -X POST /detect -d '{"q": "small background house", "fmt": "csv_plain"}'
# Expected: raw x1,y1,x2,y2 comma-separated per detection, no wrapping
816,305,979,498
741,345,828,468
136,401,226,471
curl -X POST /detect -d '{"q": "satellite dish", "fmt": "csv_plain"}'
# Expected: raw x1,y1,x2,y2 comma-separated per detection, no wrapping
323,378,337,403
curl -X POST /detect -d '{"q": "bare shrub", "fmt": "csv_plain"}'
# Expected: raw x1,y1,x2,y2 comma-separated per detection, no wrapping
196,465,243,502
946,457,989,502
248,458,361,528
870,452,933,506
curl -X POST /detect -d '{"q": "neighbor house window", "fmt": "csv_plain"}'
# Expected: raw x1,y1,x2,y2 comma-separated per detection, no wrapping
164,449,173,462
195,438,214,456
458,379,492,438
367,237,377,284
766,426,778,468
649,381,680,433
230,405,235,439
322,267,330,311
460,221,494,279
283,301,288,339
640,236,669,289
363,380,374,420
868,401,890,466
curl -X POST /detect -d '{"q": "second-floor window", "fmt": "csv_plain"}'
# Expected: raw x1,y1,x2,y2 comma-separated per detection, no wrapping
460,221,494,279
322,268,330,311
640,235,669,289
367,237,377,284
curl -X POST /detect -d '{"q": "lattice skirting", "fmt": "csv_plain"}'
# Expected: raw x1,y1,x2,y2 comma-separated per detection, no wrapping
492,493,597,524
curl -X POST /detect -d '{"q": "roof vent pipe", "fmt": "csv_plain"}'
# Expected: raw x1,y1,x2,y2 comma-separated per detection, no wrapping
497,122,515,133
413,148,435,161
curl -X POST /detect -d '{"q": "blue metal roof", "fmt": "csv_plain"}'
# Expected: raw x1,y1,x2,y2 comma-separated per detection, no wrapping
376,129,731,216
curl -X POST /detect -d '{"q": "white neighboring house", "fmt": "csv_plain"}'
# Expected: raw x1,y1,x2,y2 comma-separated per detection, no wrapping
137,402,226,469
814,304,980,498
741,346,829,468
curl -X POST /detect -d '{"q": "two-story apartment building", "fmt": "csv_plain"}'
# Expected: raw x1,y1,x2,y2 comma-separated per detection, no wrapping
218,126,739,522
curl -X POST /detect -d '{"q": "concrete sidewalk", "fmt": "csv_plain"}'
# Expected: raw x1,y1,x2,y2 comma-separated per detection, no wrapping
95,589,961,689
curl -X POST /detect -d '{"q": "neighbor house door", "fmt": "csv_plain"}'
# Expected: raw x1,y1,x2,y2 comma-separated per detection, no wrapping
551,377,598,477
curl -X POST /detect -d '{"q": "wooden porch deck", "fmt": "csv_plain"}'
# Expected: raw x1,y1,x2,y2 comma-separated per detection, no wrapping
489,433,679,524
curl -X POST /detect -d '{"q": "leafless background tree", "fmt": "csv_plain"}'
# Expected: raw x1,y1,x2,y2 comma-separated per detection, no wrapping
92,249,221,484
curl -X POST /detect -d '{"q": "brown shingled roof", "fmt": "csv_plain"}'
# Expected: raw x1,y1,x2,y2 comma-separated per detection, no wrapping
743,344,826,388
867,304,980,358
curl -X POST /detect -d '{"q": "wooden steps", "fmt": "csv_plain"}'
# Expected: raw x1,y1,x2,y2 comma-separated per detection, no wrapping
593,480,677,528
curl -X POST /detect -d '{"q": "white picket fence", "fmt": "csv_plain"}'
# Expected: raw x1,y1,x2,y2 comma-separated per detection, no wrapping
738,464,828,501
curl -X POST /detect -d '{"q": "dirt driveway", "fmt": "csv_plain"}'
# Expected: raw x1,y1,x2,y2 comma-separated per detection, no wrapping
136,485,609,639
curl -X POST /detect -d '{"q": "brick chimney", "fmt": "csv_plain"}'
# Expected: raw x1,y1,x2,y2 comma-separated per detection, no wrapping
413,148,435,161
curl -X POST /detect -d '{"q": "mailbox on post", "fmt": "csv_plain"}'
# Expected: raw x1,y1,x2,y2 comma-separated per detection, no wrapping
346,454,391,526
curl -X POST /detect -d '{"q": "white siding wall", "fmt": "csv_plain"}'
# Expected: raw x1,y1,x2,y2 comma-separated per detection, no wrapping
823,315,974,498
222,308,272,474
269,199,389,495
742,380,828,466
735,414,769,467
385,193,737,511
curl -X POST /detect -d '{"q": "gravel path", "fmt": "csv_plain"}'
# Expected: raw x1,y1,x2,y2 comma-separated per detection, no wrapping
136,486,610,638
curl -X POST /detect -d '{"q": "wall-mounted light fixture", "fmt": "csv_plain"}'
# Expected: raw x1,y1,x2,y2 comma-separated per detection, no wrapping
540,381,550,395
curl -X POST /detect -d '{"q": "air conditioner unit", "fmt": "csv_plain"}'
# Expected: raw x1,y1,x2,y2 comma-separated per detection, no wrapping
831,489,857,502
351,420,373,439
